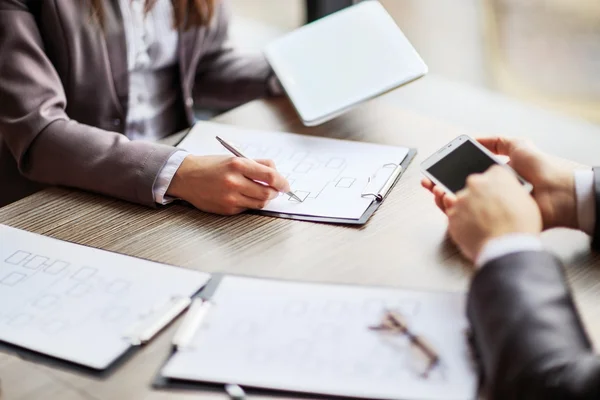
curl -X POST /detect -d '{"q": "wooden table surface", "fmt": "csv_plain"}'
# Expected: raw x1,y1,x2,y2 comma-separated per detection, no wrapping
1,92,600,400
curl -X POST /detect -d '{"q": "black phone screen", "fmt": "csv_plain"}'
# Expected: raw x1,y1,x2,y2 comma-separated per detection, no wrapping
427,140,497,193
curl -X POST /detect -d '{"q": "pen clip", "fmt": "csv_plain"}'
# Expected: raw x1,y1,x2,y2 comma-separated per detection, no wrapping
172,298,213,351
361,163,403,201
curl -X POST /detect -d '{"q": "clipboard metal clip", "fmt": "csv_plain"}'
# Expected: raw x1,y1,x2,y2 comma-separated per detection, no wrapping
361,163,403,202
123,296,192,346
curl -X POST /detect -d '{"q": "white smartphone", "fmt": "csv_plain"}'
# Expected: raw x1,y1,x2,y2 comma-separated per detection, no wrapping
420,135,533,194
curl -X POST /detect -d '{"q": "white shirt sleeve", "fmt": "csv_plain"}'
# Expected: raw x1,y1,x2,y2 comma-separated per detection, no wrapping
153,150,189,205
475,233,544,268
575,169,595,236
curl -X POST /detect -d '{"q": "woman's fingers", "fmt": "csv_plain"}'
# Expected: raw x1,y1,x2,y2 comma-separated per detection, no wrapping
235,159,290,193
254,159,276,169
238,193,272,210
239,179,279,203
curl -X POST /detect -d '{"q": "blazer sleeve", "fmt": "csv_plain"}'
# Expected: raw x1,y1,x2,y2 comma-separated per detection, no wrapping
468,251,600,399
0,2,176,206
192,1,274,110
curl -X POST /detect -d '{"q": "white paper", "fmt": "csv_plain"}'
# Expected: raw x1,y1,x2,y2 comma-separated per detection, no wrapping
0,225,210,369
162,276,477,400
178,122,409,220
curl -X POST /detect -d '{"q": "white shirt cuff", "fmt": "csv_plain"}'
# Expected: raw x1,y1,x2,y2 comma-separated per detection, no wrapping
475,233,544,268
153,150,189,205
575,169,595,236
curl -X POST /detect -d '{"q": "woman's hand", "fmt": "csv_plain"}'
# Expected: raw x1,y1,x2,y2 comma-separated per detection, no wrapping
167,155,291,215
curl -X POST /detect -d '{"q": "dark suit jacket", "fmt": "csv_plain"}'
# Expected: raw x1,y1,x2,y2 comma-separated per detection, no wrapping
0,0,273,207
469,168,600,398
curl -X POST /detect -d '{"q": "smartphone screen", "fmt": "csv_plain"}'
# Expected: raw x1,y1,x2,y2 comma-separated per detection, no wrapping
426,140,497,193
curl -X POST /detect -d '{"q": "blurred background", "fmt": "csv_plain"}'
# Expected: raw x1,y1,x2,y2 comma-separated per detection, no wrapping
228,0,600,124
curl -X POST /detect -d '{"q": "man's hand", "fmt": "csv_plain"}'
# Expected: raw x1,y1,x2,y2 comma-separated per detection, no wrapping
445,165,543,262
422,137,578,230
167,155,290,215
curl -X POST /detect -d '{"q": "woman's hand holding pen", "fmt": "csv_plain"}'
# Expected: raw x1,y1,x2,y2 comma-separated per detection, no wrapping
167,155,291,215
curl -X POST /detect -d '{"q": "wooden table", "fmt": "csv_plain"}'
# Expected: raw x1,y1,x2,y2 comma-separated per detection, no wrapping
2,86,600,400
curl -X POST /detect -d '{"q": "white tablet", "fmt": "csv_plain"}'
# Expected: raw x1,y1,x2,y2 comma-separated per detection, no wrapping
264,0,428,126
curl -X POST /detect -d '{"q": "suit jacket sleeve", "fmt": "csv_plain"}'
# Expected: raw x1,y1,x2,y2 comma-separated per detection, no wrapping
468,251,600,399
192,1,274,110
0,1,176,206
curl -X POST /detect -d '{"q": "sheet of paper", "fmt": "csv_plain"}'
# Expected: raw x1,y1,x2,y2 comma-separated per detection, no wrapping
177,122,410,220
162,276,477,400
0,225,210,369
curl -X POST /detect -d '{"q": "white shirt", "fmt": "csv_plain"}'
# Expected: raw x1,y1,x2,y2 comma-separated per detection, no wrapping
118,0,188,204
476,169,595,267
119,0,180,140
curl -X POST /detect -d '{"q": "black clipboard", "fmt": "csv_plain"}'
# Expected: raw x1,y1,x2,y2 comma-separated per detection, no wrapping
248,148,417,225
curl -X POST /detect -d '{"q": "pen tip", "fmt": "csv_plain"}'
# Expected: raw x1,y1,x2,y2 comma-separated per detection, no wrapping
290,193,303,203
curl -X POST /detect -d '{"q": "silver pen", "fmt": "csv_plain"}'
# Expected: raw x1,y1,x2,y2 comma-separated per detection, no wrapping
216,136,303,203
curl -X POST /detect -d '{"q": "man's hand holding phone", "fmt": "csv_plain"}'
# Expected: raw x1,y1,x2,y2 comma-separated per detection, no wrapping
422,137,579,231
442,165,543,262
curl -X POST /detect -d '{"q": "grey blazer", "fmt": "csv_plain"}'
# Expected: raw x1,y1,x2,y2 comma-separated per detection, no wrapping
0,0,273,207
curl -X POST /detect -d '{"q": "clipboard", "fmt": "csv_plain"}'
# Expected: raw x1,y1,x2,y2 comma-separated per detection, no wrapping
250,148,417,225
174,122,417,226
152,274,477,400
0,225,211,376
0,296,194,377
